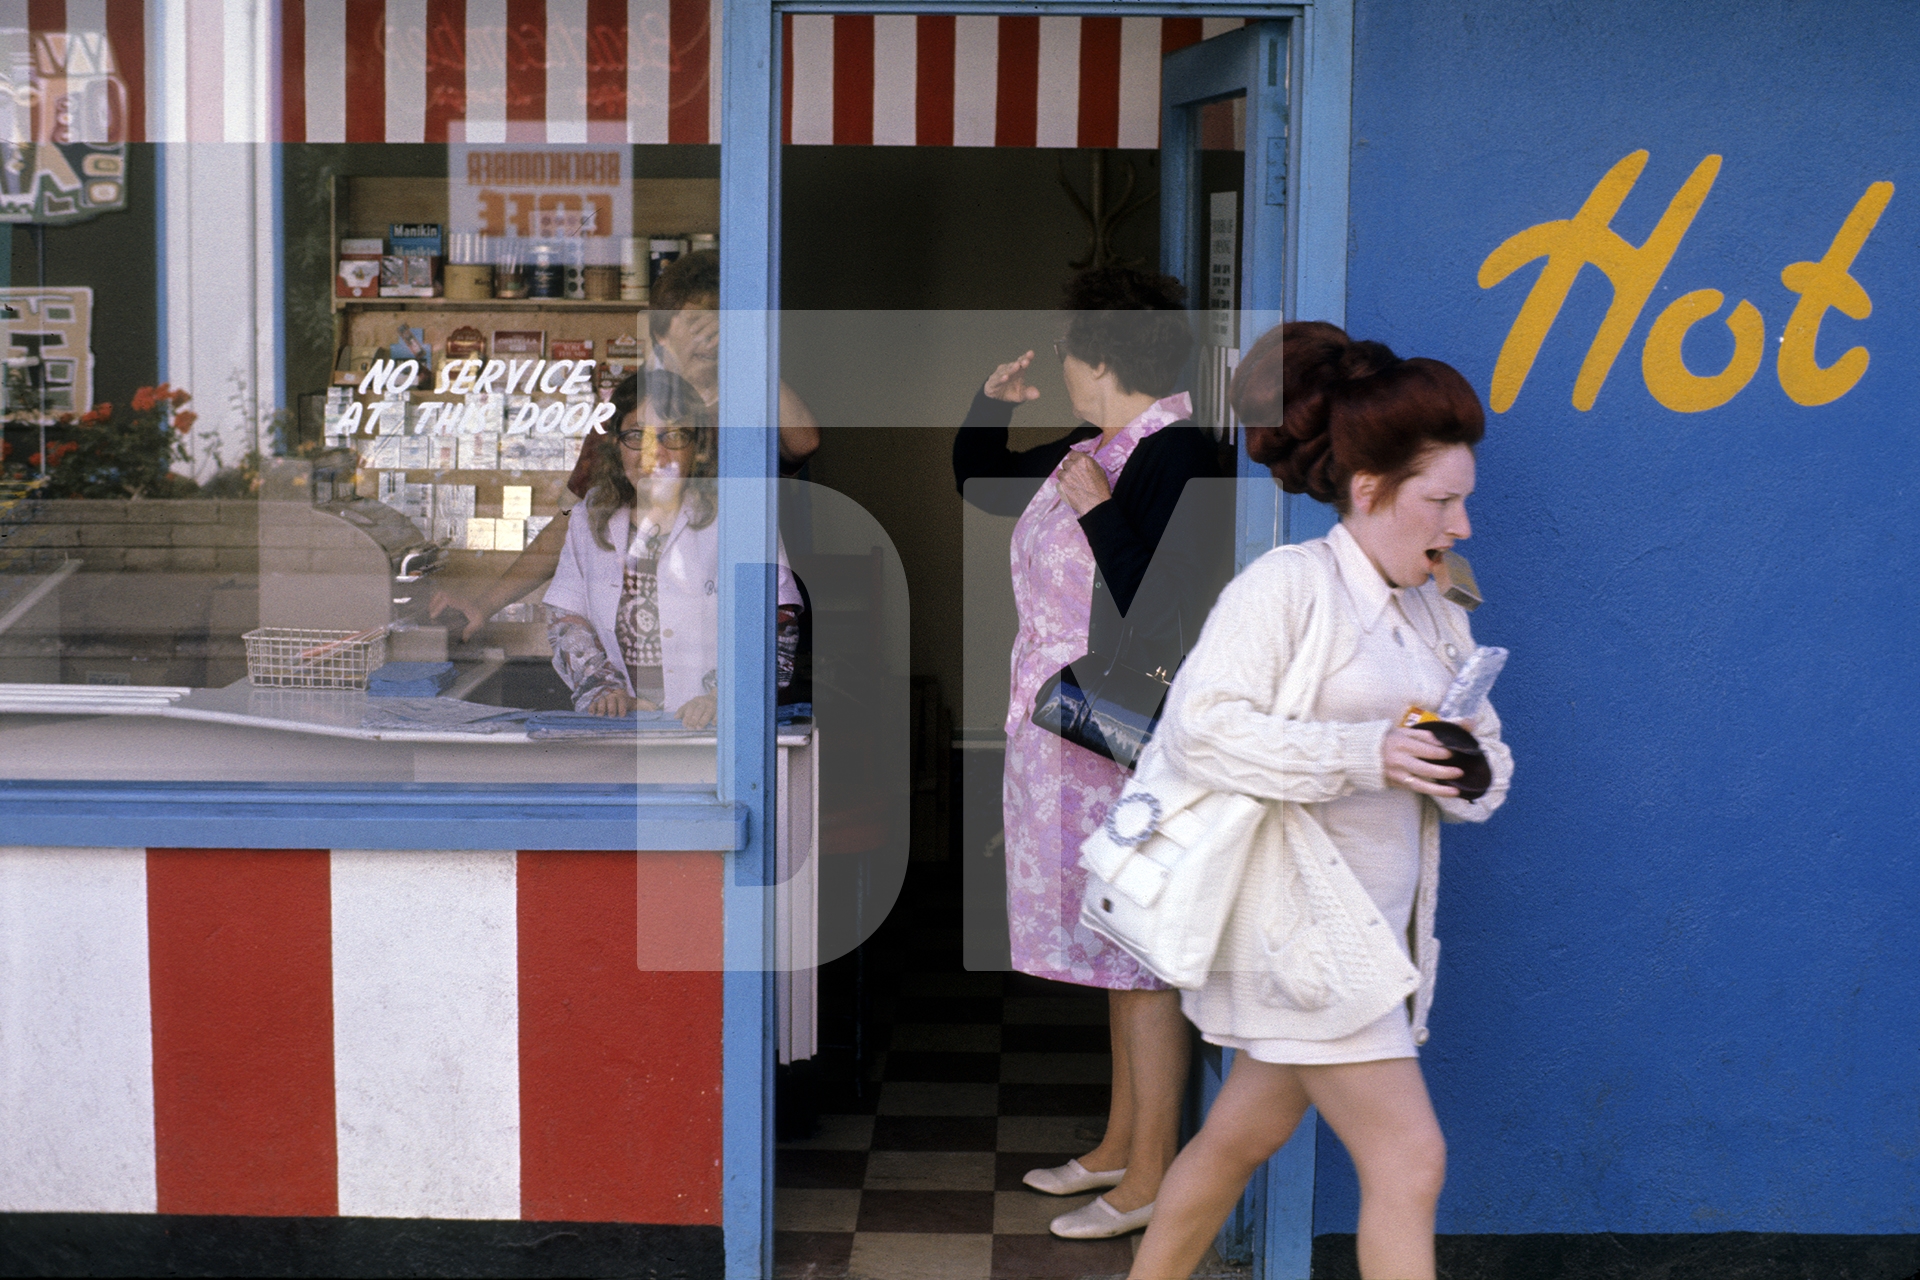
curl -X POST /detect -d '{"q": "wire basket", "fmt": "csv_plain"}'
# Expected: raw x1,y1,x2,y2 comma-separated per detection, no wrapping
243,627,387,690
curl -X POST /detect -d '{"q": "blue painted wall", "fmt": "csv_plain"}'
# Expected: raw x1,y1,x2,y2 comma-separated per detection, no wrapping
1318,0,1920,1235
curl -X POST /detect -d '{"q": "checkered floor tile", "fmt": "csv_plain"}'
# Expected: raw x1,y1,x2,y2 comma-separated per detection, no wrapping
775,866,1249,1280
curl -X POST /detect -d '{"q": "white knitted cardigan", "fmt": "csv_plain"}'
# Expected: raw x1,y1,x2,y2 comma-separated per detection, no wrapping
1135,534,1512,1046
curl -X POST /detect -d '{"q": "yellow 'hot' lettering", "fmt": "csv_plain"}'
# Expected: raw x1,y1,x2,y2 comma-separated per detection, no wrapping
1641,289,1765,413
1777,182,1895,407
1479,151,1722,412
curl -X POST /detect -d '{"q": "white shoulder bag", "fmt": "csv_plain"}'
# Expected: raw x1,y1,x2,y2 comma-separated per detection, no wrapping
1075,542,1340,991
1076,775,1266,990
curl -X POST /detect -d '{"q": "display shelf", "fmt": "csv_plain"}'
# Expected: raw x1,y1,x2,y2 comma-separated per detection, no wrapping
333,297,646,314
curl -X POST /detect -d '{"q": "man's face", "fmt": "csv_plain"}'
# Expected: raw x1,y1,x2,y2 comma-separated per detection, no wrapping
661,294,719,394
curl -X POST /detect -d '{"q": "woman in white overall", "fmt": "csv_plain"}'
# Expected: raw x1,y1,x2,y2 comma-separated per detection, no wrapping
1129,323,1514,1280
545,370,801,725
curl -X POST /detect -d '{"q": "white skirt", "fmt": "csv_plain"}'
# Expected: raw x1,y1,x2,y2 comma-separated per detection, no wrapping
1201,1001,1417,1066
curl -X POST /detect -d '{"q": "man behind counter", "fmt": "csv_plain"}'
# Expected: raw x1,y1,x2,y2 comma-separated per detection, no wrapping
428,250,821,639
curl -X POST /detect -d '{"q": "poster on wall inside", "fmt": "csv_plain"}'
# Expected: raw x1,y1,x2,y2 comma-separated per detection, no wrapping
0,288,93,418
447,145,630,265
0,28,130,225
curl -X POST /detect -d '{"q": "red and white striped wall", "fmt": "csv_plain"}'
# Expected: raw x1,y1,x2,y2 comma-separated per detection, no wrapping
0,846,723,1224
7,1,1245,145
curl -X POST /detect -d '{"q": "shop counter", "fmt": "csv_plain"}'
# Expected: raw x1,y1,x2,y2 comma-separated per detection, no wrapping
0,679,814,785
0,683,818,1264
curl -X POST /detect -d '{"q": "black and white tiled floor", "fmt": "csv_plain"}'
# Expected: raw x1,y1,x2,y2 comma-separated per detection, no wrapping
775,866,1247,1280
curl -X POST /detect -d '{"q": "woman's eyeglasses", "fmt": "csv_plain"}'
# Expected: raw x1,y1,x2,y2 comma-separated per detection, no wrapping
617,427,697,450
1051,339,1069,363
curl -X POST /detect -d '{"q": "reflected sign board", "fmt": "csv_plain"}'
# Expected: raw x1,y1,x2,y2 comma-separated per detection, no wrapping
0,28,130,225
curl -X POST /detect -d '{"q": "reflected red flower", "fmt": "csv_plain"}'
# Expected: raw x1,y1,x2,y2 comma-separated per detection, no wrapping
131,386,157,412
172,410,198,435
169,388,191,408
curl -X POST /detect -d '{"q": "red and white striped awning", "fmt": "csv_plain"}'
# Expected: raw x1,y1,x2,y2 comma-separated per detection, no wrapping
10,1,1243,146
280,5,1245,146
779,14,1248,147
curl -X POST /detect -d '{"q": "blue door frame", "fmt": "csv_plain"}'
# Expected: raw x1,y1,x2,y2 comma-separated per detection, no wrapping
718,2,1351,1274
1158,10,1348,1276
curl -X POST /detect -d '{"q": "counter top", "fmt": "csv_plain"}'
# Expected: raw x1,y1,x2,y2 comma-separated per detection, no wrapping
0,680,811,748
0,682,811,785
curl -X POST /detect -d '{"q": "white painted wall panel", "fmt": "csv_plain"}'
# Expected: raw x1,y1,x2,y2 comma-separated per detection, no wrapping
1115,17,1161,150
331,850,521,1220
627,0,670,143
303,0,346,142
705,0,721,143
545,0,588,144
0,848,157,1214
788,15,834,146
870,15,917,147
463,0,507,144
385,0,428,142
952,16,998,148
1033,17,1080,149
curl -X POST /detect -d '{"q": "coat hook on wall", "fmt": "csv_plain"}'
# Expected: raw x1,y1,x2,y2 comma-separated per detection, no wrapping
1060,151,1156,271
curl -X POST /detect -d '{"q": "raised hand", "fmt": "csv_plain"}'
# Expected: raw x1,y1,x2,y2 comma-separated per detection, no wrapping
984,350,1043,404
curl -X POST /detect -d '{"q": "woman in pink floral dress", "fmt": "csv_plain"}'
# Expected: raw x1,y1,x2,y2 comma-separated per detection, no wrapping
953,268,1230,1241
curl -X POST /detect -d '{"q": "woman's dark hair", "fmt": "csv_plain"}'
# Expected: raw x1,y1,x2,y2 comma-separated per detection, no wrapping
648,250,720,340
586,369,718,550
1059,267,1192,398
1231,320,1485,514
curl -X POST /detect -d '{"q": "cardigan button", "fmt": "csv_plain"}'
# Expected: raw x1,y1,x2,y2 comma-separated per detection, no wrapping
1414,1028,1429,1046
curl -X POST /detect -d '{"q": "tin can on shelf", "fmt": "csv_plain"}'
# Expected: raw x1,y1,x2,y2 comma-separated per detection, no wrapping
583,265,620,300
649,237,688,285
528,245,562,299
444,263,494,301
619,237,649,301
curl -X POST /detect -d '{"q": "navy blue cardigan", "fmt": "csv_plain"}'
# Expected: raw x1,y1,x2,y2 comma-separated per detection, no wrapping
952,390,1232,672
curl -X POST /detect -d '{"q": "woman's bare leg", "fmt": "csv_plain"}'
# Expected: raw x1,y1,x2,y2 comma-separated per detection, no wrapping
1299,1059,1445,1280
1128,1054,1310,1279
1076,990,1137,1175
1103,988,1190,1212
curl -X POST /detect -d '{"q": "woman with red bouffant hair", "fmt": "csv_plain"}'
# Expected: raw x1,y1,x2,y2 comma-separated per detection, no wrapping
1127,322,1514,1280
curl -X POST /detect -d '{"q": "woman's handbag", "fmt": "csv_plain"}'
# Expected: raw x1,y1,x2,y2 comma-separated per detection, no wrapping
1076,776,1266,989
1030,636,1174,772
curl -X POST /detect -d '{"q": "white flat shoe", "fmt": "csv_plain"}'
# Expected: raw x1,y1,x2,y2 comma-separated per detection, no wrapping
1049,1194,1155,1239
1022,1158,1127,1196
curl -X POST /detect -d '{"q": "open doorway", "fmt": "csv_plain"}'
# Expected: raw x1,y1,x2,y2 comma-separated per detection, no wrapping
767,26,1262,1275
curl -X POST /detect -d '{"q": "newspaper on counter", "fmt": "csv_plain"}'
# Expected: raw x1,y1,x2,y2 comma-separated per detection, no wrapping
359,698,533,734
